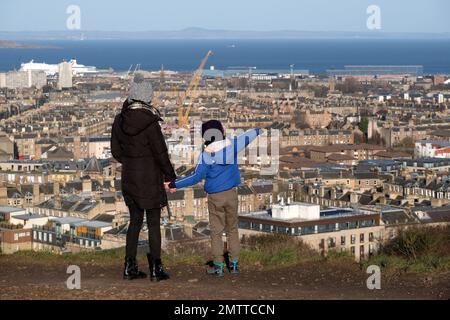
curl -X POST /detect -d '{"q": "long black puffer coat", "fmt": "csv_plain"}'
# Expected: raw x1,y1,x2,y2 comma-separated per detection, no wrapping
111,99,176,209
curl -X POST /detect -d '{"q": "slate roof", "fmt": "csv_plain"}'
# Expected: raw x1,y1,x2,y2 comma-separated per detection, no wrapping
193,187,207,199
237,185,253,196
92,214,115,223
381,210,415,225
167,190,185,201
252,184,273,194
7,187,22,198
354,172,379,180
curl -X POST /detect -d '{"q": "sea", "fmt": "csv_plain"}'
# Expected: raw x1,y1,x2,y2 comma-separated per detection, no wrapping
0,39,449,74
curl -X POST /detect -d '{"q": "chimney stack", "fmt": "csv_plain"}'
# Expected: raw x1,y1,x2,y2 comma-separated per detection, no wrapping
54,194,62,210
82,178,92,194
33,183,40,204
0,183,7,206
53,181,60,196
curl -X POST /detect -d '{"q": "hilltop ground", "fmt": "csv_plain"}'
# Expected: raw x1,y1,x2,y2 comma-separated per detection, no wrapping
1,230,449,300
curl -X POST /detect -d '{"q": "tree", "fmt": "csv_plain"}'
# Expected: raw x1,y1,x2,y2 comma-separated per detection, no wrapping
336,77,362,94
358,117,369,137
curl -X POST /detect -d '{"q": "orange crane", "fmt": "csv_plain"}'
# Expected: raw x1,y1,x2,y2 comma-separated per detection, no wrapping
177,50,213,128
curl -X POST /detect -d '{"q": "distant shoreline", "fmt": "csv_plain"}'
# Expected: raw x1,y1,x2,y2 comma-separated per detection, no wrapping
0,40,60,49
1,28,450,41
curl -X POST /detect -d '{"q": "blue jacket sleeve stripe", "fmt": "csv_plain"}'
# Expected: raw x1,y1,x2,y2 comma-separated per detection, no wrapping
175,157,207,189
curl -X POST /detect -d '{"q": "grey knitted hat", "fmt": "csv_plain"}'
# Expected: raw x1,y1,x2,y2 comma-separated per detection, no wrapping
128,73,153,103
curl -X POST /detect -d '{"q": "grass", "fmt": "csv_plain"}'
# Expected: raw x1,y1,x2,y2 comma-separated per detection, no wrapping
239,234,321,269
362,254,450,274
3,226,450,274
1,234,321,270
323,249,356,266
363,226,450,274
6,247,125,264
3,245,205,268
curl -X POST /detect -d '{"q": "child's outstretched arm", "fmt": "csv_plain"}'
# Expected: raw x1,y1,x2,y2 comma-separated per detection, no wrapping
235,128,262,153
171,156,207,189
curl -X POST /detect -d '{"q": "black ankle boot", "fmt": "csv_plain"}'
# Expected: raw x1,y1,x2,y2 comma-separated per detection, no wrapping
147,253,170,282
123,257,147,280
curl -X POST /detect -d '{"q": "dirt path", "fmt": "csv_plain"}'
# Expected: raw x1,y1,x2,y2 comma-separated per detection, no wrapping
0,257,448,300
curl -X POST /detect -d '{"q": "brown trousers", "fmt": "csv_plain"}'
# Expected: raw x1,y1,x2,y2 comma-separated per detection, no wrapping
207,187,240,263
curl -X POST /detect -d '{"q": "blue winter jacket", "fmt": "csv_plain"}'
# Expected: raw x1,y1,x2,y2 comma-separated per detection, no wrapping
175,128,261,194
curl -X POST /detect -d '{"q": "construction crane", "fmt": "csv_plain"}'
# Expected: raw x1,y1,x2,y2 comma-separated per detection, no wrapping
289,64,295,91
134,63,141,74
177,50,213,128
126,64,133,78
125,63,141,81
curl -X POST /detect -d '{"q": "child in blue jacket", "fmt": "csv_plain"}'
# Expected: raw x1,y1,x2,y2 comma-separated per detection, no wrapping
168,120,261,276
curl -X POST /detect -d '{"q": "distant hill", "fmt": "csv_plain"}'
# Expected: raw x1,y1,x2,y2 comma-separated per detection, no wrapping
0,40,59,49
1,28,450,41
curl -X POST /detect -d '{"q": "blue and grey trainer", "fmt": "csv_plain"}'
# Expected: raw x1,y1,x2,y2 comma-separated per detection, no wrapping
205,260,216,275
230,259,240,274
214,262,225,277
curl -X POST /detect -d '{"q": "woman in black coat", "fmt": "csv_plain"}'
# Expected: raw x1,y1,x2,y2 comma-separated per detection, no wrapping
111,74,176,281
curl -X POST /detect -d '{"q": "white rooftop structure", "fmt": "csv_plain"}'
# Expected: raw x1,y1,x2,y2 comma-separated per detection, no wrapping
271,202,320,220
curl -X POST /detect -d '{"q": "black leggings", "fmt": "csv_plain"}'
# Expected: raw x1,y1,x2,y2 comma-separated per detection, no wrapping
125,201,162,260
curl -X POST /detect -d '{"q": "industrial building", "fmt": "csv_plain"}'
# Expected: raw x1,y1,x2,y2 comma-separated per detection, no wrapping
327,65,423,81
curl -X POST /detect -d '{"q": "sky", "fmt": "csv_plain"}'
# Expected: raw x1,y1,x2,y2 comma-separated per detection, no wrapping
0,0,449,33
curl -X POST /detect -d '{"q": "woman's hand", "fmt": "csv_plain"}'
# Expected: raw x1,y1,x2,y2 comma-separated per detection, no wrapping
164,181,177,193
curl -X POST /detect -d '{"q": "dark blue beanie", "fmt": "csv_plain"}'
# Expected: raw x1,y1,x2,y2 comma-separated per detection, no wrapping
201,120,224,145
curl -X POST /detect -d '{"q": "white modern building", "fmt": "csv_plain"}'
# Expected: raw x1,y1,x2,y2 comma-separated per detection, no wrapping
238,203,384,261
10,213,49,229
58,61,73,89
415,140,450,158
